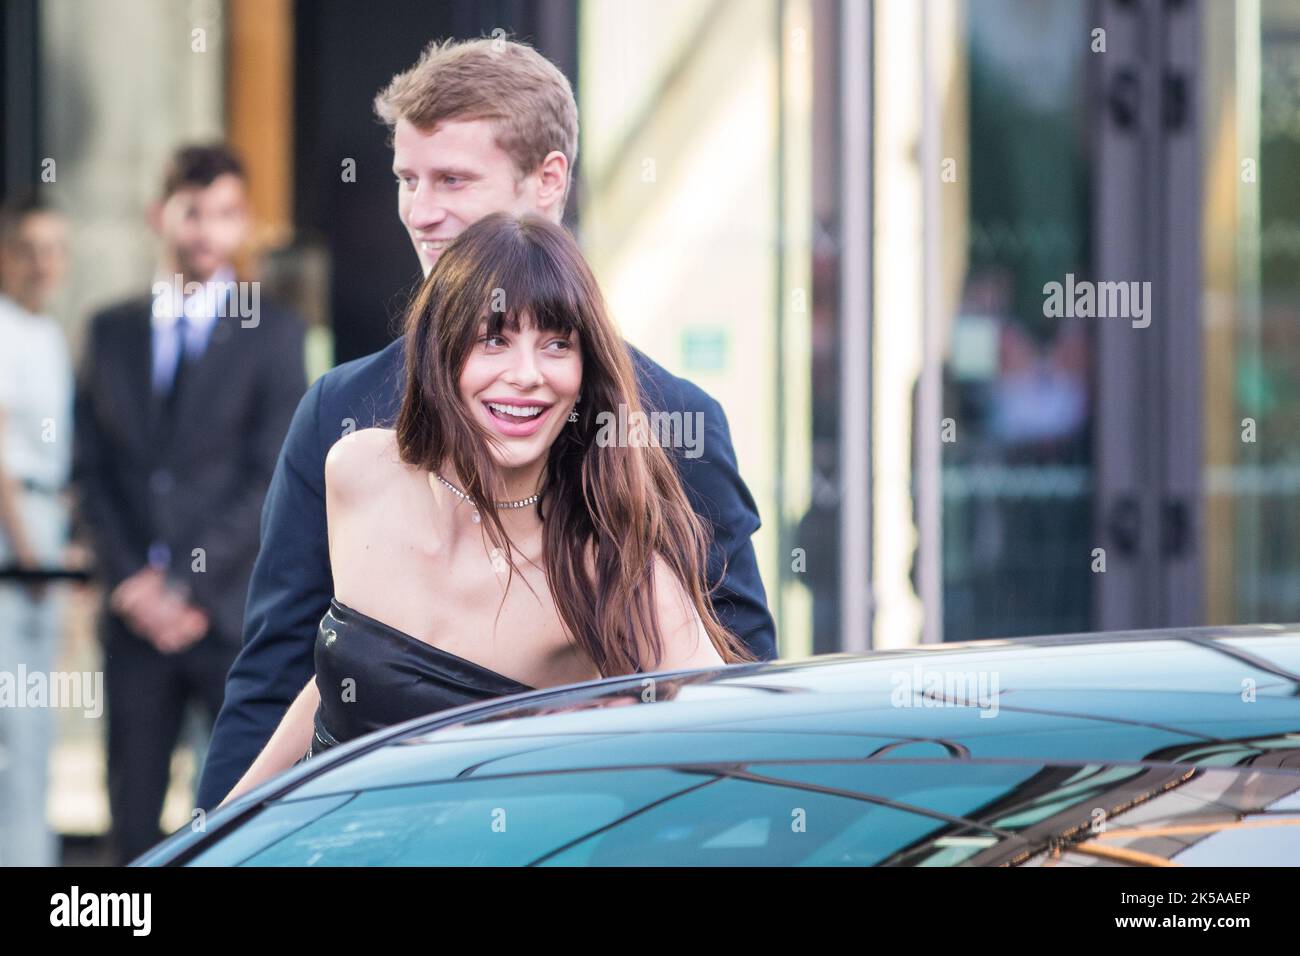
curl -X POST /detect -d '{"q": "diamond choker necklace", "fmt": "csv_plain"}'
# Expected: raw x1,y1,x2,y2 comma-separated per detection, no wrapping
429,471,541,524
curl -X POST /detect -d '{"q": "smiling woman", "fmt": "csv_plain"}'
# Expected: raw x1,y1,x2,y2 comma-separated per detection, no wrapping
395,211,758,678
219,210,759,807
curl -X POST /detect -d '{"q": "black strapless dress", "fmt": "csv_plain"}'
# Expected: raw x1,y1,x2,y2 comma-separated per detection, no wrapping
296,598,535,762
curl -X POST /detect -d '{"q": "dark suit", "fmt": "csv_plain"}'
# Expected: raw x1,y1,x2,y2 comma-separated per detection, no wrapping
195,335,776,810
73,292,305,862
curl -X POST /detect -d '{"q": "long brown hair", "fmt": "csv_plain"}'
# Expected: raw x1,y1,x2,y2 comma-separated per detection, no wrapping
394,212,757,675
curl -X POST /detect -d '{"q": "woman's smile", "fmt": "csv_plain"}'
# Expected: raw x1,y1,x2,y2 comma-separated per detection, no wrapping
481,397,554,437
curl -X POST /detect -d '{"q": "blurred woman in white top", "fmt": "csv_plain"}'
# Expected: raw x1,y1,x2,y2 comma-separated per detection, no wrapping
0,194,73,867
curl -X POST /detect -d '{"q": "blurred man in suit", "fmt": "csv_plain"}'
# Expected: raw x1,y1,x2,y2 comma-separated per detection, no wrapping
0,194,73,866
73,144,306,863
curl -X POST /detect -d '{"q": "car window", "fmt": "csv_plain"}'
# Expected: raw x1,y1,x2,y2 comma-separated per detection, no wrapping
535,773,946,866
188,794,356,866
196,770,698,866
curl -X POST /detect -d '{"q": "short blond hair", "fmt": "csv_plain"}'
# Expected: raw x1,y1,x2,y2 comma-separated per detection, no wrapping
374,36,578,205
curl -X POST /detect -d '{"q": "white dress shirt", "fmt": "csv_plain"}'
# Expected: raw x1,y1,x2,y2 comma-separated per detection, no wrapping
149,266,234,393
0,293,73,491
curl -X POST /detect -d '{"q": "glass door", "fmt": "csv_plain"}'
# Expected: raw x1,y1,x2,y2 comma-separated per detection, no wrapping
1201,0,1300,625
888,0,1223,642
877,0,1099,643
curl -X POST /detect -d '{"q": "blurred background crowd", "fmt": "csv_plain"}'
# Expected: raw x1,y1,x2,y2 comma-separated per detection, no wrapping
3,0,1300,863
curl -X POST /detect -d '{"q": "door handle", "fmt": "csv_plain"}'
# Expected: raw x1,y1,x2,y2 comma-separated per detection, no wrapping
1161,497,1191,557
1107,496,1142,556
1108,68,1140,131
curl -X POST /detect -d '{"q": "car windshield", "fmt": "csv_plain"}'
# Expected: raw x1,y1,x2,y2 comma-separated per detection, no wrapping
186,753,1300,866
190,761,1040,866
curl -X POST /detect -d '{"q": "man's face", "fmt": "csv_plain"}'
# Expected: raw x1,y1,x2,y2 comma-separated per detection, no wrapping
393,117,546,276
155,173,249,281
0,211,69,314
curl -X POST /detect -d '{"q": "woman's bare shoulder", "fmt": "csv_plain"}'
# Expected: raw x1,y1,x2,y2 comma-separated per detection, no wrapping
324,427,405,500
650,554,722,670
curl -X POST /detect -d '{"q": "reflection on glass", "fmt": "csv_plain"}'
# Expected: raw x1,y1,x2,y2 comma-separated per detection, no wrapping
1203,0,1300,623
937,0,1094,640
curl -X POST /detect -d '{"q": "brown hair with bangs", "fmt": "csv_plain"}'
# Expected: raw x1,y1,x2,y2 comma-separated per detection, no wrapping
394,212,757,675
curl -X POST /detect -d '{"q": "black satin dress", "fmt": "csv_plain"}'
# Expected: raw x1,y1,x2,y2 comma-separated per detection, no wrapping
296,598,535,762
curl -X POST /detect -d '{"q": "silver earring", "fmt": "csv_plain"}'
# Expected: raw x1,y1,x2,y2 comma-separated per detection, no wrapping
568,396,580,423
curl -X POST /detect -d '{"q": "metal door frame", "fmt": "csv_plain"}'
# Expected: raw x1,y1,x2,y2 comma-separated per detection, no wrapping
1093,0,1204,630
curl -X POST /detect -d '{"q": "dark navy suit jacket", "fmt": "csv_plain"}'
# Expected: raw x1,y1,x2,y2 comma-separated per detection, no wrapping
73,296,305,648
195,336,775,810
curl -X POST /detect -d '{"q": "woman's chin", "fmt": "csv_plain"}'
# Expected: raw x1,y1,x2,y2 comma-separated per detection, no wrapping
486,446,547,476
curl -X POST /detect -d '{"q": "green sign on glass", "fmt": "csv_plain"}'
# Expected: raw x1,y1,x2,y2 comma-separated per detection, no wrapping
681,328,727,373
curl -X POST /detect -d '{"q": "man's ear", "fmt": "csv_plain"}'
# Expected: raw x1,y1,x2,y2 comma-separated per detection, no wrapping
147,199,164,236
534,150,570,218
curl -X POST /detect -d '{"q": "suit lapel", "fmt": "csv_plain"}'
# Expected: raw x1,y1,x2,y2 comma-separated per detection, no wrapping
125,306,158,445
